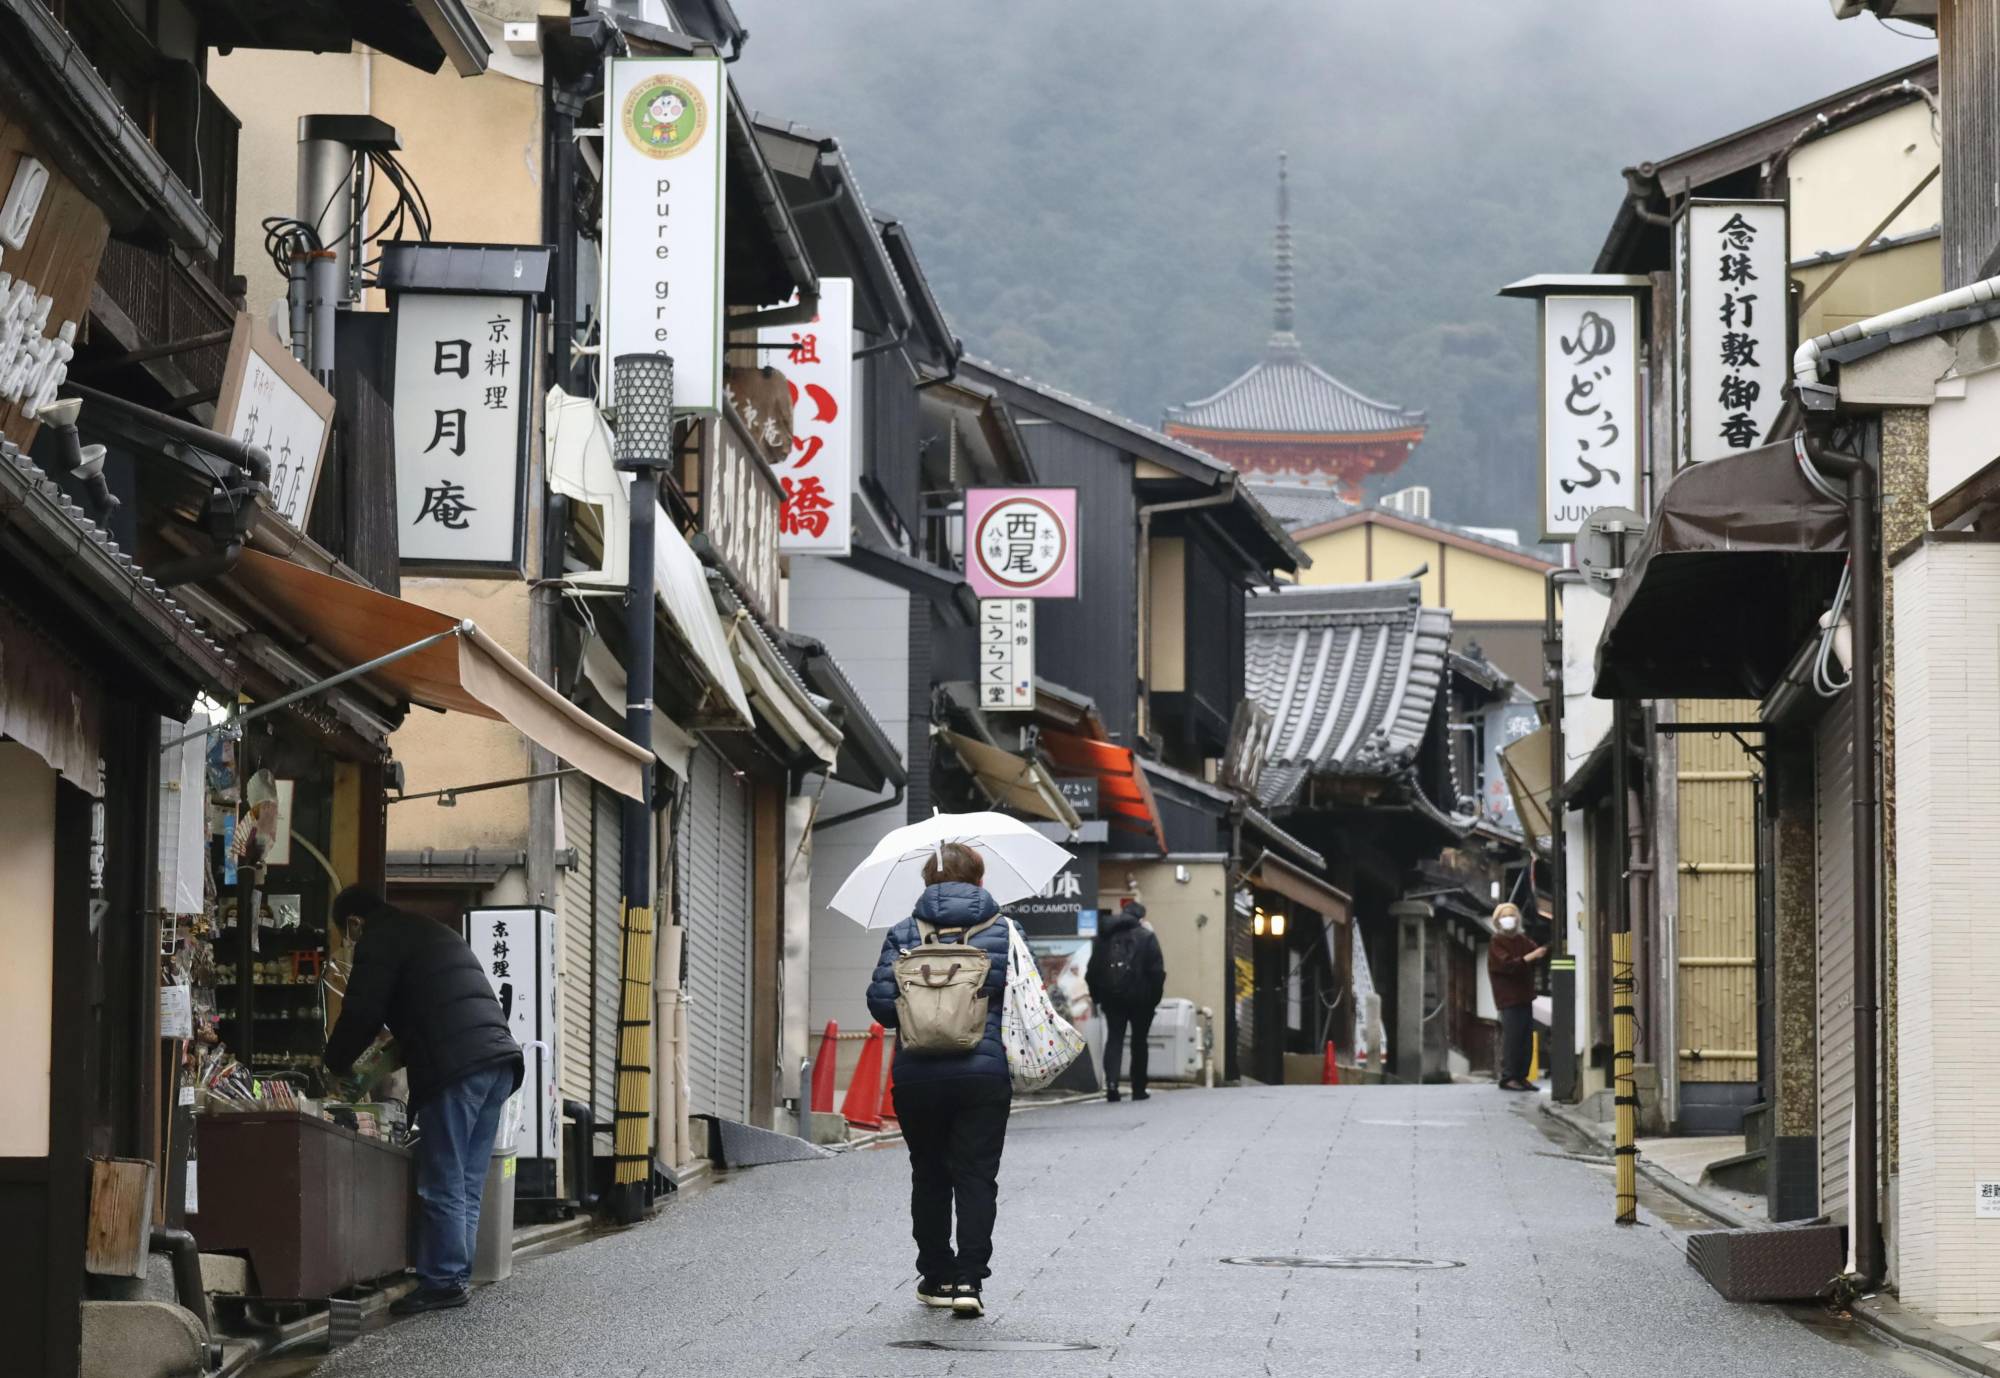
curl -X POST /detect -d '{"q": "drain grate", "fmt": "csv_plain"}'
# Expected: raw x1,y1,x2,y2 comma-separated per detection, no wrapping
890,1339,1099,1353
1221,1255,1464,1270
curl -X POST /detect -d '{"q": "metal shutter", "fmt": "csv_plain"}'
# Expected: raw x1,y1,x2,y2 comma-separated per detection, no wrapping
1816,698,1856,1222
591,786,625,1123
678,745,754,1121
559,781,596,1113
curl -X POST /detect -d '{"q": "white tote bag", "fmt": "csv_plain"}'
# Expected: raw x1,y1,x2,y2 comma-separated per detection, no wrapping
1000,918,1085,1092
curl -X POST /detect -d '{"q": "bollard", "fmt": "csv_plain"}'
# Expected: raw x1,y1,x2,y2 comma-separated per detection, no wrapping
842,1023,887,1130
1321,1040,1340,1086
810,1020,838,1114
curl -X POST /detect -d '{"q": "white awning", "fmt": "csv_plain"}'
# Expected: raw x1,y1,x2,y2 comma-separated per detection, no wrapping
546,385,754,729
231,549,653,800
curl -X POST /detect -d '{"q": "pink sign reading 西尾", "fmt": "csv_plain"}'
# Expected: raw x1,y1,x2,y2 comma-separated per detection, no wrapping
964,487,1078,599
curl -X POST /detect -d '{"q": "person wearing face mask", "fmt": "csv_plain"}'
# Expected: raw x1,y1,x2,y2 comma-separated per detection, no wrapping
1486,903,1546,1091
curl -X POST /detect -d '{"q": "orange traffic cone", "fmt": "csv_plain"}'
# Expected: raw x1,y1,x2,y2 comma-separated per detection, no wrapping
1322,1040,1340,1086
878,1056,898,1125
842,1022,887,1130
811,1020,839,1113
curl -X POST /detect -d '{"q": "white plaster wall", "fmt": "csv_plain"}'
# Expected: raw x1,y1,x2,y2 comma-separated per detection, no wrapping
1893,539,2000,1322
0,743,56,1157
786,557,911,1036
1788,101,1941,260
1928,365,2000,509
1561,582,1611,780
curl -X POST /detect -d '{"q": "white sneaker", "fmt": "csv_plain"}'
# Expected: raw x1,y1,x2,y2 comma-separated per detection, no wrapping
952,1285,984,1318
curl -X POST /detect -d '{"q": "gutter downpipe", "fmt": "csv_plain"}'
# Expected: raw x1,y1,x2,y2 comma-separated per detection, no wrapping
1136,485,1239,741
812,783,904,832
1793,275,2000,404
1806,433,1882,1287
1544,568,1586,1104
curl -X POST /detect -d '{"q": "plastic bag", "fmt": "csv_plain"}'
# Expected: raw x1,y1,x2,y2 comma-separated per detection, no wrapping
1000,918,1085,1092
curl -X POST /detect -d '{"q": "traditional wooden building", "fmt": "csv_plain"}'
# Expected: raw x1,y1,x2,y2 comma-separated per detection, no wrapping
1164,155,1426,497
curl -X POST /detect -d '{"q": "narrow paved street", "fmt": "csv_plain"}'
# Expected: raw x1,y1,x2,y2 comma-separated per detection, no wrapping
296,1086,1922,1378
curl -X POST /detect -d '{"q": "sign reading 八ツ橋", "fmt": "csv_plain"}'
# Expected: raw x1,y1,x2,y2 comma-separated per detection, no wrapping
1677,200,1787,466
602,56,726,415
964,487,1079,599
1539,294,1641,542
392,291,533,572
757,277,853,553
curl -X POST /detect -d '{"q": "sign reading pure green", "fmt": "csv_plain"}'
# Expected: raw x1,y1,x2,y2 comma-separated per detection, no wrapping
601,56,726,414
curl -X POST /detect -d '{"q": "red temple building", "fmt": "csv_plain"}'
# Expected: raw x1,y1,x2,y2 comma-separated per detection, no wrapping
1164,154,1426,498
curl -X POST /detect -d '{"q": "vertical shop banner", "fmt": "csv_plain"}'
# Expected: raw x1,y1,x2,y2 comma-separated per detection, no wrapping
602,55,726,415
393,292,532,571
466,907,560,1164
758,278,853,553
979,598,1034,709
215,315,335,531
1677,200,1786,466
1539,295,1640,542
965,487,1079,599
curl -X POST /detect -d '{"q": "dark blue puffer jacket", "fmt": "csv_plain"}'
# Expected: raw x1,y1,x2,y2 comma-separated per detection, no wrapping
866,883,1011,1086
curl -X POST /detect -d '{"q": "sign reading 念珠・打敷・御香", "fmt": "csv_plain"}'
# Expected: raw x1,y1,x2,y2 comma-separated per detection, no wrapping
601,55,726,416
393,292,532,573
1676,200,1787,467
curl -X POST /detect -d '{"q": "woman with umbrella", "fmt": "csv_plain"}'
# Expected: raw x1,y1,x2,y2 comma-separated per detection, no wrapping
843,814,1073,1319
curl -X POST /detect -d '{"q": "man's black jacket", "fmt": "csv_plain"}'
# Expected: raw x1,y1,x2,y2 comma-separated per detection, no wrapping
324,905,522,1106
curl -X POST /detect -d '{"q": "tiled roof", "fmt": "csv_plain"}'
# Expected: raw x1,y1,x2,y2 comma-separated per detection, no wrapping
1244,580,1452,808
1244,480,1557,565
1166,348,1426,438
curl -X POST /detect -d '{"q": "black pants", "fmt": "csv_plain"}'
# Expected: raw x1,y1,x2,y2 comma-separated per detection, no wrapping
1499,1004,1534,1084
894,1077,1011,1284
1103,1002,1155,1095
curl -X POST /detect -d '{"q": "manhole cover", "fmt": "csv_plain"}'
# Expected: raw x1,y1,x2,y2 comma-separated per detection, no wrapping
1221,1255,1464,1270
890,1339,1098,1353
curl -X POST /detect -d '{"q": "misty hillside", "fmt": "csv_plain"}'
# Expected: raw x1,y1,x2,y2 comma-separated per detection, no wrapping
734,4,1925,539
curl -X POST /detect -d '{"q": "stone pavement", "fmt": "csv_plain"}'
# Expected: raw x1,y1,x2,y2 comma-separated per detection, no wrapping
298,1084,1922,1378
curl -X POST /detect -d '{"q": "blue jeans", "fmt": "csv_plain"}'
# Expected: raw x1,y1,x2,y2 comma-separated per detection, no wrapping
413,1062,515,1291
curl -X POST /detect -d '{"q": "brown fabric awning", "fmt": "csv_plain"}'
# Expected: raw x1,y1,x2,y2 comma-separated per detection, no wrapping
936,729,1083,831
1245,851,1351,925
233,549,652,799
1499,726,1553,846
1594,438,1847,700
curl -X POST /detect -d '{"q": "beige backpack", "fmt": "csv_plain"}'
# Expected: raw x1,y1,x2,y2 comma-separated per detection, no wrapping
892,917,1000,1054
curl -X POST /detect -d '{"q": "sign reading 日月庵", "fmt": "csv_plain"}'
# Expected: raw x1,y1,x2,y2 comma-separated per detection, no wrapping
601,55,726,416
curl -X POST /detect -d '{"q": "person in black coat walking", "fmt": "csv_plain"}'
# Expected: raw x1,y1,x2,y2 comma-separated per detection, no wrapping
866,843,1012,1317
324,887,523,1315
1086,900,1166,1102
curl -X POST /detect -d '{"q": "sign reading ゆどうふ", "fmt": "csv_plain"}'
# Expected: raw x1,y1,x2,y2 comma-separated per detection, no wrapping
965,487,1079,600
601,56,726,415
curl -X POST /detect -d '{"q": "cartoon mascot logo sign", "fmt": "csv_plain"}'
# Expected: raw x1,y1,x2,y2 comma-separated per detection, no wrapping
622,75,708,160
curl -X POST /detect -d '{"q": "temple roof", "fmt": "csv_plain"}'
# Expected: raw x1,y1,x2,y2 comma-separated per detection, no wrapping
1165,152,1425,442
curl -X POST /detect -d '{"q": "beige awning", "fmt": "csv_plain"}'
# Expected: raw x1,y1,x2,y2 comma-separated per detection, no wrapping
233,548,653,799
936,729,1083,831
1499,726,1554,846
724,608,841,768
1245,851,1352,925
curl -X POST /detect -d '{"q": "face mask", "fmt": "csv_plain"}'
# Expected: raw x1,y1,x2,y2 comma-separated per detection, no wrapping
1497,915,1519,933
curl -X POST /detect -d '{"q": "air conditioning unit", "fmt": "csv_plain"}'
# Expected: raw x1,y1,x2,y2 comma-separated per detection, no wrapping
1380,485,1432,520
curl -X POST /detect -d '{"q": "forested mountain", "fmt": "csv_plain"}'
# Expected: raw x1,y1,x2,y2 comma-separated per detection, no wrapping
735,3,1923,537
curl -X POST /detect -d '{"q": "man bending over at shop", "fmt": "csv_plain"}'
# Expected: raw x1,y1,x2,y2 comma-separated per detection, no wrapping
325,886,523,1315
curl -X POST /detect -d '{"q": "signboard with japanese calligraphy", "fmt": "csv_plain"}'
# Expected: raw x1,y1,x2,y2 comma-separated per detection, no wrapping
602,55,726,416
702,408,783,621
465,907,559,1166
1538,295,1640,543
965,487,1079,599
214,315,335,531
392,292,532,573
1011,845,1099,938
758,277,853,554
1676,200,1787,467
979,598,1035,710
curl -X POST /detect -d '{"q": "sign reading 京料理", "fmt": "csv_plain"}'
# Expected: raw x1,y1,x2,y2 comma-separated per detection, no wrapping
466,907,559,1165
214,315,335,531
979,598,1034,710
1539,294,1640,543
393,292,532,572
1676,199,1787,467
758,277,853,554
601,55,726,415
965,487,1079,599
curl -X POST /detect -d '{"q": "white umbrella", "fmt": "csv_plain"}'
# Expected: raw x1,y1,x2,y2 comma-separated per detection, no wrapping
829,810,1073,929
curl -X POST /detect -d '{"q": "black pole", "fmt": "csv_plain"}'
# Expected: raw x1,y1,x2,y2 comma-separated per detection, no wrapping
606,355,673,1225
1808,437,1880,1283
1545,569,1581,1103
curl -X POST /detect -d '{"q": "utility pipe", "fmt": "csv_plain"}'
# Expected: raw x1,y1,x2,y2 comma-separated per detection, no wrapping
1137,486,1238,741
1794,273,2000,398
1543,568,1585,1103
1805,434,1882,1285
62,383,272,484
